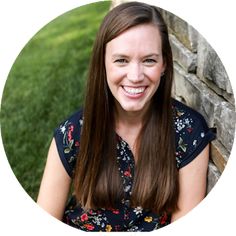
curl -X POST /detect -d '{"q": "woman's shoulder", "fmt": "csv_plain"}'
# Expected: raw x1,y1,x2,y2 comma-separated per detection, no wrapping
57,109,84,135
172,99,206,123
172,99,216,169
53,109,84,177
172,99,211,136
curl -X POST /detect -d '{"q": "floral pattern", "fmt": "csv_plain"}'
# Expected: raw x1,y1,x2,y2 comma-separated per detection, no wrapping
54,99,216,232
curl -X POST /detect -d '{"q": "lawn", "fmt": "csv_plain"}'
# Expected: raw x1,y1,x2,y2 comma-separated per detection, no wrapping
0,1,111,200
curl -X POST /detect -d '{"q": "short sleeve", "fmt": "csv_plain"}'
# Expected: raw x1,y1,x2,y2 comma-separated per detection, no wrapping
173,100,216,169
54,109,83,177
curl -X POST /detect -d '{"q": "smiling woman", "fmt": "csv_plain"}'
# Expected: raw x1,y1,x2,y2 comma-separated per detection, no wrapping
36,1,216,232
105,24,165,114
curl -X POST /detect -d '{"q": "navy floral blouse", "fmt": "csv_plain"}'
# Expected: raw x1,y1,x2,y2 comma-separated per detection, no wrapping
54,99,216,232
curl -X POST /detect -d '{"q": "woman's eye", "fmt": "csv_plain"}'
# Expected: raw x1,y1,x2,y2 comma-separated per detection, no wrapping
144,58,156,64
114,59,128,64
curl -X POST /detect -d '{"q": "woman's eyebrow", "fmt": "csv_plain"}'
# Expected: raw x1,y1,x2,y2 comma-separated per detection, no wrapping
143,53,160,58
111,54,129,59
111,53,160,59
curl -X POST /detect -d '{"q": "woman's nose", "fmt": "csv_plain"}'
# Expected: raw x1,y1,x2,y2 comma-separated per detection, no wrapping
127,62,144,83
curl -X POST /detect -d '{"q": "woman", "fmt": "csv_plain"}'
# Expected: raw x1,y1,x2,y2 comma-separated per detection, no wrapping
37,1,216,232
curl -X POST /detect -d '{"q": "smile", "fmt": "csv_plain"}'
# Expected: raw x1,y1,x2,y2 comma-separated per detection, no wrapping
123,86,146,95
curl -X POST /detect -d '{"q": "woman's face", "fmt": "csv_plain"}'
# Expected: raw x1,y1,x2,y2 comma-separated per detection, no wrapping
105,24,165,115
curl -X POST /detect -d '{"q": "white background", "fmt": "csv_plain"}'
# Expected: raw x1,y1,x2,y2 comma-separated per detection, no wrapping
0,0,235,235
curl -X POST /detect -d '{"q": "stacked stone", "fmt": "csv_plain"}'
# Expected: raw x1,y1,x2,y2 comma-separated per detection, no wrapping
159,9,235,192
111,0,236,192
110,0,127,8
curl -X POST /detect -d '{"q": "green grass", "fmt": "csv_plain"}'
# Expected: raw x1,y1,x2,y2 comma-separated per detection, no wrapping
0,1,111,200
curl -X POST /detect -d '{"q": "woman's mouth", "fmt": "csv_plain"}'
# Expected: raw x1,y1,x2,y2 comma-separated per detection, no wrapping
123,86,146,95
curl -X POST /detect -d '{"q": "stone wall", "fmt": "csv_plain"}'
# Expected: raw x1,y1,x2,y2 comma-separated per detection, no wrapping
111,0,236,192
159,8,235,192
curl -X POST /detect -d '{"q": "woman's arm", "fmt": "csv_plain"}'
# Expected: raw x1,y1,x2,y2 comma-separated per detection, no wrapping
171,144,210,222
37,138,72,220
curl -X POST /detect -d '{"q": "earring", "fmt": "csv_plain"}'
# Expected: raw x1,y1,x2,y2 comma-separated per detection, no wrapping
161,71,165,77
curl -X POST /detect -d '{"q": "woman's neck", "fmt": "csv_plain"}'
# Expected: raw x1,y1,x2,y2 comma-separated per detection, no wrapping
114,102,150,156
115,104,146,129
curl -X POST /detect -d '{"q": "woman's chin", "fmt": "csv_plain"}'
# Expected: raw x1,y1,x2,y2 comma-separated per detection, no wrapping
120,104,145,113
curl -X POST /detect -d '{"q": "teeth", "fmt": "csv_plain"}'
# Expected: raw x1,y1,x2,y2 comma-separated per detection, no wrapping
123,86,145,95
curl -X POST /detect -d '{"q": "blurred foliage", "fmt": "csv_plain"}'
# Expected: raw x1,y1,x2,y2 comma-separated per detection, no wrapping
0,1,110,200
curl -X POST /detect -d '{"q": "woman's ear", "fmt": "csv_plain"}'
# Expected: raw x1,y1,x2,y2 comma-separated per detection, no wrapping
161,63,166,76
161,58,166,74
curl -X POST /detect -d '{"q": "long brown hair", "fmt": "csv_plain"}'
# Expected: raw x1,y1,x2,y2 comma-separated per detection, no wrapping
74,1,179,214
